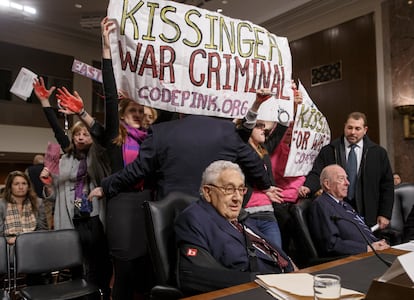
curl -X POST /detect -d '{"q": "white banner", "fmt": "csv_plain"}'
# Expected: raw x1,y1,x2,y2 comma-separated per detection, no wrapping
284,82,331,176
108,0,293,120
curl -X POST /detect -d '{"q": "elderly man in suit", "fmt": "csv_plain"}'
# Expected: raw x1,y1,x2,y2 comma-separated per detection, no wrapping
308,164,390,256
299,112,394,229
175,160,294,294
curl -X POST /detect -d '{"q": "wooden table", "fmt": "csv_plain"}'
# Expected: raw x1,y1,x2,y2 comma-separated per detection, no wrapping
181,248,407,299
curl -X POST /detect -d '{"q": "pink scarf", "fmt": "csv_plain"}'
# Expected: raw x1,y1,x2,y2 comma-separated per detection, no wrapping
122,123,147,166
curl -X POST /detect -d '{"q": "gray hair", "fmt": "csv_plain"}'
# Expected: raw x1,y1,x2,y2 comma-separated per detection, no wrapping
320,164,340,191
200,160,245,190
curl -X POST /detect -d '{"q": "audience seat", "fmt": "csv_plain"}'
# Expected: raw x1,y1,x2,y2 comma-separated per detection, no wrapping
379,183,414,245
14,229,103,300
0,237,10,300
143,191,198,300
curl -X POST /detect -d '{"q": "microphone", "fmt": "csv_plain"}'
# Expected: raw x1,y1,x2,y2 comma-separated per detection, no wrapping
330,215,392,267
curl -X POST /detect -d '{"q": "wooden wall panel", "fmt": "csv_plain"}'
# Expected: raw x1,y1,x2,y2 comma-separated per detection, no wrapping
0,41,73,128
290,14,379,143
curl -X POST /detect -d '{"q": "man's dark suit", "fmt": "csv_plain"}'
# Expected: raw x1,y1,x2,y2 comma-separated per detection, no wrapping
101,115,271,200
304,135,394,226
308,192,378,256
175,199,293,293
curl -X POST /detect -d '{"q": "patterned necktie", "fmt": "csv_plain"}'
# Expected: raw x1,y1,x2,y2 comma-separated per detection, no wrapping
341,202,377,242
231,220,289,269
346,144,358,200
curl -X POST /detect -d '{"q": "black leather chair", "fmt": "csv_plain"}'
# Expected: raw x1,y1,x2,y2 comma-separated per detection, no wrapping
14,229,103,300
0,237,10,300
379,183,414,245
288,198,341,268
143,191,198,300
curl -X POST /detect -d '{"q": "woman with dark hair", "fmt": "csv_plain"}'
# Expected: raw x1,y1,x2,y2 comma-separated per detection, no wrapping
0,170,48,245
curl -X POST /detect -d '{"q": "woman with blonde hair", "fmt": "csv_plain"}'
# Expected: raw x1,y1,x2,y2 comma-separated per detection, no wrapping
33,80,112,299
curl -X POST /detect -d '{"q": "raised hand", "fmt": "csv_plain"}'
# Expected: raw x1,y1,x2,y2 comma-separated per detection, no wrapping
101,16,116,59
39,167,52,185
33,77,56,105
256,88,273,103
56,87,84,114
250,88,273,112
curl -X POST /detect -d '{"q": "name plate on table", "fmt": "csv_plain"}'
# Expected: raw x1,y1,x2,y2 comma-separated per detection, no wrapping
366,252,414,300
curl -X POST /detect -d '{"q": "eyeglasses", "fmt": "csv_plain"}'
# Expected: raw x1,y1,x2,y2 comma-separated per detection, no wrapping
255,123,266,129
206,184,248,195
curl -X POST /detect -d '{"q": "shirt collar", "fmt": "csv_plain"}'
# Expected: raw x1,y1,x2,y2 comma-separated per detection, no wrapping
344,137,363,149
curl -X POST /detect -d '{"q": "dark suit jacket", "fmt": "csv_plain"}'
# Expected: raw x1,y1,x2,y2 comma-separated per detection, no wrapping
102,115,271,200
308,192,378,256
175,199,293,293
304,135,394,226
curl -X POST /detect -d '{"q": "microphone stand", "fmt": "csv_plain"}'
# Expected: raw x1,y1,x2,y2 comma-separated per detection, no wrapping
330,216,392,267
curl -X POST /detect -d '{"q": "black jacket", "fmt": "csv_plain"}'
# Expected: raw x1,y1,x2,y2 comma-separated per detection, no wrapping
304,135,394,226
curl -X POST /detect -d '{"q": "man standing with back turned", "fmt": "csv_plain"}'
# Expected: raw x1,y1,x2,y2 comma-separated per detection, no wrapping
299,112,394,229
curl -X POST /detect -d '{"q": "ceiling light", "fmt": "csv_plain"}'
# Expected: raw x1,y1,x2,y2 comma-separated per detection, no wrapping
75,3,82,9
23,6,36,14
10,1,22,10
0,0,10,7
217,8,223,13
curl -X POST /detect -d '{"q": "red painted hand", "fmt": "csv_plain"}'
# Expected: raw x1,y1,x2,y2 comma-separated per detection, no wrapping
33,77,55,100
56,87,84,113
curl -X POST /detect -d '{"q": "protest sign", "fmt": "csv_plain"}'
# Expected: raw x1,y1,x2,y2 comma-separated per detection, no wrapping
10,67,37,101
108,0,293,120
284,82,331,176
72,59,103,83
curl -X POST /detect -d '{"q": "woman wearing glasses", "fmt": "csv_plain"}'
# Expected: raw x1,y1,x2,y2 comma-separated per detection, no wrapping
240,85,302,248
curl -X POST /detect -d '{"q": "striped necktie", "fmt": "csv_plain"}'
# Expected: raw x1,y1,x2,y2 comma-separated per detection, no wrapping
231,220,289,269
341,202,377,242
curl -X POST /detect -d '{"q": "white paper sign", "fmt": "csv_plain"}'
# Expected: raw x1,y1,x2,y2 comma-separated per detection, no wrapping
10,67,38,101
283,81,331,176
107,0,293,119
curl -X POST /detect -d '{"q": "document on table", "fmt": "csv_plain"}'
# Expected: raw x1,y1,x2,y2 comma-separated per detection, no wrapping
392,240,414,252
256,273,365,299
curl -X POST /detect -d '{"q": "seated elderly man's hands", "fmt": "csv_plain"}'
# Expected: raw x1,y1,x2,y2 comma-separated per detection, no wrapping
264,186,284,203
368,239,390,252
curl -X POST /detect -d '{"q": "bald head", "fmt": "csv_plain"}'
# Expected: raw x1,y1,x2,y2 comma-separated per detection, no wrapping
320,164,349,200
33,154,44,165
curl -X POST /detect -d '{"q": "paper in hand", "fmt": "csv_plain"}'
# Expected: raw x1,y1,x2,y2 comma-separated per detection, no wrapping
44,142,61,175
10,67,38,100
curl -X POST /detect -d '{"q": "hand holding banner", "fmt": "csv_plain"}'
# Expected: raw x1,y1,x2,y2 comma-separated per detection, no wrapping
284,82,331,177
